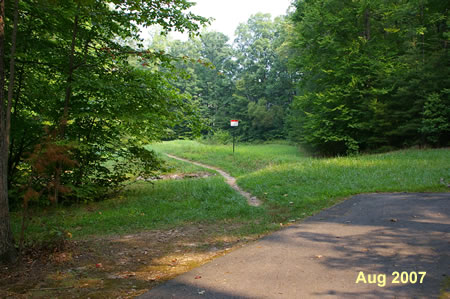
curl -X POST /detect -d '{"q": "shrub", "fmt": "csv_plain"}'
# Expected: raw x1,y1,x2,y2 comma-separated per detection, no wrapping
202,129,233,145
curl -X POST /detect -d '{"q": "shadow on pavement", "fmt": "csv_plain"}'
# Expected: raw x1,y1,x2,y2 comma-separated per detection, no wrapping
140,193,450,298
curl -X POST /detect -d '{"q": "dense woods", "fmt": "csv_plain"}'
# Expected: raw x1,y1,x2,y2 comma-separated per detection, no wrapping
288,0,449,154
0,0,448,261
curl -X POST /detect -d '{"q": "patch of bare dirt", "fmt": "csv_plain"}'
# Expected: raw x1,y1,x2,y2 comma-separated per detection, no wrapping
136,171,215,182
0,224,258,298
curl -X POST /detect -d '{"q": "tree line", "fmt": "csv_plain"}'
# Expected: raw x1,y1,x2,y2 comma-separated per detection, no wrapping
155,0,450,155
289,0,449,155
154,13,297,141
153,0,448,155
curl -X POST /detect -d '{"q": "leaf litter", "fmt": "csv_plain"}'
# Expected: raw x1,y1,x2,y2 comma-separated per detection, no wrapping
0,224,259,298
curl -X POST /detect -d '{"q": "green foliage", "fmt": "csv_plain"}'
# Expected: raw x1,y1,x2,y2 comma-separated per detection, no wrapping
288,0,450,155
201,129,233,145
18,222,72,252
420,91,450,146
4,0,449,216
159,31,237,137
34,226,72,251
5,0,209,206
247,99,285,140
68,144,163,201
152,14,297,143
233,14,296,141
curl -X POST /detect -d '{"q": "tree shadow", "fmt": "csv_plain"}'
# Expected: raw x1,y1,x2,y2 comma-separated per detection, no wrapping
139,193,449,298
260,193,450,298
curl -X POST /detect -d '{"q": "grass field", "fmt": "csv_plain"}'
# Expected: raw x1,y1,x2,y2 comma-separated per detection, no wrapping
11,141,450,243
148,140,305,177
149,140,449,221
10,156,271,244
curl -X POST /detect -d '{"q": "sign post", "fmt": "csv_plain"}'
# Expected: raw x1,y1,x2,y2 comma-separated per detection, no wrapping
230,120,239,154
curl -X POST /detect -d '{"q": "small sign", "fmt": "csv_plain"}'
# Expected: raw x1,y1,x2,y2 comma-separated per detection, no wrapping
230,120,239,127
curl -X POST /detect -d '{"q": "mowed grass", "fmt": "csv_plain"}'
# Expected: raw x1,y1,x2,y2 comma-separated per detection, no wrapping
12,141,449,243
11,157,270,242
148,140,305,177
149,140,450,221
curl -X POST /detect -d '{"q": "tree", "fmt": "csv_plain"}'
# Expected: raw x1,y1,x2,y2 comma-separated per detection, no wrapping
288,0,449,155
233,13,296,140
193,31,236,131
0,0,19,263
159,31,237,137
156,14,297,142
0,0,209,262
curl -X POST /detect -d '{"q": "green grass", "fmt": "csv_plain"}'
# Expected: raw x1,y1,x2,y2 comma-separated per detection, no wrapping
12,176,269,242
149,141,450,220
11,156,269,243
12,140,449,244
147,140,306,177
240,149,450,218
159,153,217,175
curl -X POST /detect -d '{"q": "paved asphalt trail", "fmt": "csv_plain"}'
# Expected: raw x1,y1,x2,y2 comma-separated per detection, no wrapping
139,193,450,298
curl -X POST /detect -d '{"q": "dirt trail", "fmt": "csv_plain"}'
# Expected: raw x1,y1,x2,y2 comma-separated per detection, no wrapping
165,154,262,207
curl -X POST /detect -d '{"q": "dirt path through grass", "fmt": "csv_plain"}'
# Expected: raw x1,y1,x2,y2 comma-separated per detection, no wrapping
166,154,262,207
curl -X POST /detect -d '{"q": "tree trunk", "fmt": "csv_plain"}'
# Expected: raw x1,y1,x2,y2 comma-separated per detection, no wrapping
8,66,24,186
61,7,79,136
54,7,79,205
0,0,19,264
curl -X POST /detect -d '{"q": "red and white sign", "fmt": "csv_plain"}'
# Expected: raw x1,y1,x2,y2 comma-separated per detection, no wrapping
230,120,239,127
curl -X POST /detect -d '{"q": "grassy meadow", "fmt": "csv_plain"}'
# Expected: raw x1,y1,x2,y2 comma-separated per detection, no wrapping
11,140,449,243
149,140,449,221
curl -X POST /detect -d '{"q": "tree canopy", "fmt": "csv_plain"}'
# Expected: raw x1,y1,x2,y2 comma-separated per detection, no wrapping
288,0,449,154
154,13,297,142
